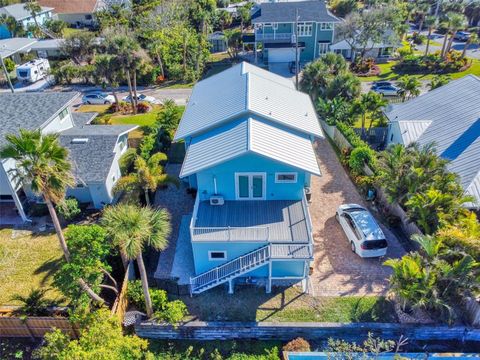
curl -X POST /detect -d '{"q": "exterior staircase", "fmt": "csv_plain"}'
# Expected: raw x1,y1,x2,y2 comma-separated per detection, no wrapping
189,243,312,295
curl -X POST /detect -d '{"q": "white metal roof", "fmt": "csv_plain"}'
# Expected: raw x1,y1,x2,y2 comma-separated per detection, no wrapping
174,62,322,141
397,120,432,146
0,38,37,59
180,117,320,177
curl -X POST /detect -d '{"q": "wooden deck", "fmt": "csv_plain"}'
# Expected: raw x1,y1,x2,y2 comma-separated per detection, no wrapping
192,200,309,242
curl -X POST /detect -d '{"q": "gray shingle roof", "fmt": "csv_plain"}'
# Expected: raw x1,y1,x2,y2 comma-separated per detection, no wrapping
385,75,480,206
0,92,78,148
59,125,137,183
252,1,339,24
71,112,97,126
0,3,53,21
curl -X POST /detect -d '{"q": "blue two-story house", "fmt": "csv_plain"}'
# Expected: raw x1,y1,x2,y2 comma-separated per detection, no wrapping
249,1,340,64
0,3,54,39
174,62,323,295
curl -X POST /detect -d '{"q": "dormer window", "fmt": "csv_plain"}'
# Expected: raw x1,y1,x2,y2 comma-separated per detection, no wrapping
59,108,69,123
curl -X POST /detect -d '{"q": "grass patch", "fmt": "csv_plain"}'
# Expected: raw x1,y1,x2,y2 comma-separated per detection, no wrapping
176,286,396,323
149,340,281,358
63,27,90,38
361,58,480,82
0,229,64,306
76,104,110,114
158,81,195,89
209,52,231,62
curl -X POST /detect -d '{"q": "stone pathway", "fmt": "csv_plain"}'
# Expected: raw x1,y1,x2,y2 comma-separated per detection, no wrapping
309,138,406,296
151,164,194,280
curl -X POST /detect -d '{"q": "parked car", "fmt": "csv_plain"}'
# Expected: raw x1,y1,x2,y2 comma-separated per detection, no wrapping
454,31,471,41
122,93,160,105
336,204,388,258
372,84,401,96
371,81,394,90
82,92,116,105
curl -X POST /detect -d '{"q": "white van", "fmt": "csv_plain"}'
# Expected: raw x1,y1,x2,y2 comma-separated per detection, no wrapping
16,59,50,83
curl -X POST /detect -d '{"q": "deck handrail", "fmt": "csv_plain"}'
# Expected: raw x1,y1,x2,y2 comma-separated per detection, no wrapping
189,193,201,241
189,243,313,294
254,32,293,41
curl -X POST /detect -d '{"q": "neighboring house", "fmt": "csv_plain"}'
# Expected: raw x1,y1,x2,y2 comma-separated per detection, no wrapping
36,0,130,27
0,92,136,224
0,3,54,39
174,62,323,294
248,0,340,64
385,75,480,210
208,31,228,53
329,38,397,61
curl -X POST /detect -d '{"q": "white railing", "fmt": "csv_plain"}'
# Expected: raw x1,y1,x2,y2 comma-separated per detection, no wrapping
191,226,269,242
189,193,201,241
190,245,271,293
301,190,315,256
255,32,293,42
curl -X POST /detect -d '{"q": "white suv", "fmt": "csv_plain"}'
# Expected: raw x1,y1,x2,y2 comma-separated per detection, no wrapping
336,204,388,258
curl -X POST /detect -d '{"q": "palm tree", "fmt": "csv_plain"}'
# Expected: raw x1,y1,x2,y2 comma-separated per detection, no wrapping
23,1,41,28
102,204,171,318
95,54,122,111
300,60,330,100
352,91,387,138
397,76,421,101
0,130,104,303
424,16,438,56
11,289,55,316
461,32,478,59
415,2,431,32
114,152,179,206
441,13,467,58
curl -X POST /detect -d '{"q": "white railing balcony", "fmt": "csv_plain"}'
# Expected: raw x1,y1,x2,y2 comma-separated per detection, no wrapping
255,32,293,42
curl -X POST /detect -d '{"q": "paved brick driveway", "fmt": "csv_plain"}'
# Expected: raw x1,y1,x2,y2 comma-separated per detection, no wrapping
308,139,405,296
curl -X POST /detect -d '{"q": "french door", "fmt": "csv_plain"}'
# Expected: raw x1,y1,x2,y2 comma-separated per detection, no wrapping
235,173,266,200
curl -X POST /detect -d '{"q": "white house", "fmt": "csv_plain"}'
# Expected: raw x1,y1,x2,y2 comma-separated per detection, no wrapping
0,92,137,224
385,75,480,210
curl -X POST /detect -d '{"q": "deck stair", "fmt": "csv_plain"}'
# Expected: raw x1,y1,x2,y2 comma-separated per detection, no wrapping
189,243,312,295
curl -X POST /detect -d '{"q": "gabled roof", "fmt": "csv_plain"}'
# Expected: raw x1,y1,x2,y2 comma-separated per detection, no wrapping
0,92,78,148
37,0,99,14
180,117,320,178
0,3,53,21
174,62,322,141
59,124,137,183
386,75,480,208
252,0,339,23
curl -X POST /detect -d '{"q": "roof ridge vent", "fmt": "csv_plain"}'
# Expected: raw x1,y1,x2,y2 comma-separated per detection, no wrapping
71,138,89,144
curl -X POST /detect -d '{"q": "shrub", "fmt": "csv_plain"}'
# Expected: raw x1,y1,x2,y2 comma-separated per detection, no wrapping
282,338,311,352
4,58,15,73
155,300,188,325
127,280,169,313
56,197,81,221
137,101,151,114
350,58,376,75
336,122,368,149
348,146,376,174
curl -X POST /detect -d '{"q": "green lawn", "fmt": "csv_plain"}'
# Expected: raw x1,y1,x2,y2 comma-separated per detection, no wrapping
361,58,480,82
175,286,396,323
62,27,91,38
0,229,64,306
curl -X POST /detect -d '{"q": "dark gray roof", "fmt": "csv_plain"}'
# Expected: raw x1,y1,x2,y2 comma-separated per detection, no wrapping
252,1,339,23
0,3,53,21
59,125,137,183
0,92,78,148
385,75,480,206
71,112,97,126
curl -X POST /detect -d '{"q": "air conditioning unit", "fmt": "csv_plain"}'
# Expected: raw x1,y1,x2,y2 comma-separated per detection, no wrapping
210,196,224,206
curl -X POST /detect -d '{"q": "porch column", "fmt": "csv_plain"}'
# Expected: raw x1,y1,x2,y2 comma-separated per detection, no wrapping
228,279,234,294
266,261,272,294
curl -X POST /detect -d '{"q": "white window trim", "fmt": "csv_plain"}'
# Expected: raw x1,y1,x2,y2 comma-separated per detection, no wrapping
234,172,266,200
275,172,298,184
318,42,330,55
58,108,69,123
297,22,313,37
208,251,227,261
319,22,334,30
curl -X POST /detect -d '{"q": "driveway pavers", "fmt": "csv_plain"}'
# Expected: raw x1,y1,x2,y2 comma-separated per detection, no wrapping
308,138,406,296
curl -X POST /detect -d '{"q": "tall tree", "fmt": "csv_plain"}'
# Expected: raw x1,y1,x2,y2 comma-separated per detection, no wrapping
441,12,467,58
352,91,387,138
461,32,478,58
102,204,171,318
0,130,103,303
94,54,122,110
424,15,438,56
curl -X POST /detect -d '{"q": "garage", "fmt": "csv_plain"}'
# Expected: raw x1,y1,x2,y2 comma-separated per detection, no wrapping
268,47,296,63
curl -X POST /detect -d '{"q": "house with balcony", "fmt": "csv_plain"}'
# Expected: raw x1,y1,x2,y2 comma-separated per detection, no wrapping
171,62,323,295
0,92,137,224
247,0,340,64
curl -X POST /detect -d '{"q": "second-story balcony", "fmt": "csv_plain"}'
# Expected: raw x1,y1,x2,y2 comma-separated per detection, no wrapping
254,32,293,43
190,192,313,243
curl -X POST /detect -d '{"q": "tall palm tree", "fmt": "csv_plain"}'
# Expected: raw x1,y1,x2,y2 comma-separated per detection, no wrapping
424,16,438,56
461,32,478,58
441,13,467,58
415,1,431,32
23,1,41,28
0,130,104,303
95,54,122,110
352,91,387,138
114,152,178,206
102,204,171,318
397,76,421,101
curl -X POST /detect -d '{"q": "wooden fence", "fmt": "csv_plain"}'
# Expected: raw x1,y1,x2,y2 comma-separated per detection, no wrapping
0,317,77,338
135,321,480,342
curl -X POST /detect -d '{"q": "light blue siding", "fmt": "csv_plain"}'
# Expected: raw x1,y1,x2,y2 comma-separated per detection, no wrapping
195,152,309,201
272,260,305,277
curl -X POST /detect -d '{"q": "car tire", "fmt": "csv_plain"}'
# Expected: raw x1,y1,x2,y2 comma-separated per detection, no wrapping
351,242,356,253
104,101,111,105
